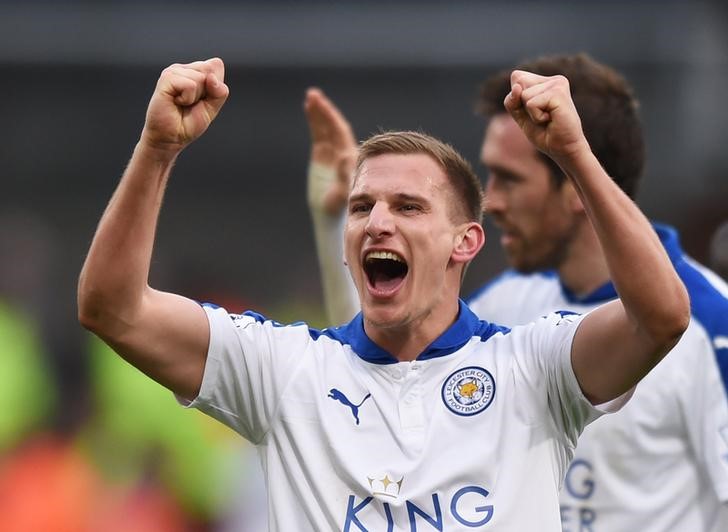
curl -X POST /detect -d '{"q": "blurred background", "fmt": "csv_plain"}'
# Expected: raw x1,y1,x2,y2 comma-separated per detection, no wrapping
0,1,726,530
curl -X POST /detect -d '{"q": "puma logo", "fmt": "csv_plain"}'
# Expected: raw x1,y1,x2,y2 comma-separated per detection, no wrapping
328,388,372,425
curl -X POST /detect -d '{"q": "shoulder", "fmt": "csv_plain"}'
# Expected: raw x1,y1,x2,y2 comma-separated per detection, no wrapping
473,311,583,354
673,256,728,337
204,304,348,349
466,269,559,303
465,270,563,325
670,255,728,390
657,222,728,323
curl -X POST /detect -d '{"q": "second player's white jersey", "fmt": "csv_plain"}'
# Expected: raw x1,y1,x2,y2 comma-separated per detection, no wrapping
467,224,728,532
183,302,625,531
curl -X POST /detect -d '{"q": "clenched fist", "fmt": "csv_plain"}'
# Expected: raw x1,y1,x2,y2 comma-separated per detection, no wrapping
141,58,230,154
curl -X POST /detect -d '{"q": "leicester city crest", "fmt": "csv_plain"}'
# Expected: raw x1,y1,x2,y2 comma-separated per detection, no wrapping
441,366,495,416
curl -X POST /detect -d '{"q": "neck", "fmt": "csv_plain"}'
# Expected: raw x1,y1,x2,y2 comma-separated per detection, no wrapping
364,298,460,363
557,221,611,297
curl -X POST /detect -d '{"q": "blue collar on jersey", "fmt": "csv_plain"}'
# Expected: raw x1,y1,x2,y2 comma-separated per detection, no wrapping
323,299,505,365
559,222,683,305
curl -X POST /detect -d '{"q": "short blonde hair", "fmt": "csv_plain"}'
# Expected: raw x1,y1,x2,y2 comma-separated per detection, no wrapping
355,130,483,224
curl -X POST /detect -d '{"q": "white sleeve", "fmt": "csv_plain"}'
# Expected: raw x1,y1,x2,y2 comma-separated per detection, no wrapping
181,306,313,443
310,207,360,325
513,312,631,447
678,325,728,502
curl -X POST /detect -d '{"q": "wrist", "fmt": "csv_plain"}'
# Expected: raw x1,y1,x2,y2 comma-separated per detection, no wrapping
135,136,183,165
552,140,596,178
307,162,338,212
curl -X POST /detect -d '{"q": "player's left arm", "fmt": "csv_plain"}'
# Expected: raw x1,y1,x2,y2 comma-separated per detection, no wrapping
505,71,690,405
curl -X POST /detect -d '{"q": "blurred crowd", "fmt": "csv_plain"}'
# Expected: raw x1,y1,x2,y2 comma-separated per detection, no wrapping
0,209,271,532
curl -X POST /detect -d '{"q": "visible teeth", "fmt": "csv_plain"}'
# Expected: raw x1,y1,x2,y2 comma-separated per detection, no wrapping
366,251,403,262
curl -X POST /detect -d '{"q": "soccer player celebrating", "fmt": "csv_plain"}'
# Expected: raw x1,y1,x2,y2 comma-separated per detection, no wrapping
307,54,728,531
78,58,688,530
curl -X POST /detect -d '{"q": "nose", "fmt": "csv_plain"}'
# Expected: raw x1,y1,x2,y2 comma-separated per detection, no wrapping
365,202,395,239
483,178,505,217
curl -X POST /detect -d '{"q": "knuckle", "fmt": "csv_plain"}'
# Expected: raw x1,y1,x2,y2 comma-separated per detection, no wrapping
553,74,570,88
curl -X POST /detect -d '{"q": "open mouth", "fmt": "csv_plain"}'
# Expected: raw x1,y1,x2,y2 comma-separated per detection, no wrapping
363,250,409,293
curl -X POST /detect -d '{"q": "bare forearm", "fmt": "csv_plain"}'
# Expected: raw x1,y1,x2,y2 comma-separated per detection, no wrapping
311,209,360,324
78,142,178,334
560,148,689,341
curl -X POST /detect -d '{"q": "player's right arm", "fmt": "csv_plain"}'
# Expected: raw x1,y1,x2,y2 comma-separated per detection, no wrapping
77,59,230,401
505,71,690,405
304,88,360,324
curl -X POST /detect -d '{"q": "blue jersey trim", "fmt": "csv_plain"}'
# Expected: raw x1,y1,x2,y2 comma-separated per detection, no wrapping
642,223,728,394
672,257,728,394
203,302,507,365
318,300,509,365
559,279,617,305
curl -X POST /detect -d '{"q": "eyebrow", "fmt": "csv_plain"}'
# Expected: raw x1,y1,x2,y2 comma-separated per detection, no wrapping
483,163,521,181
349,191,430,204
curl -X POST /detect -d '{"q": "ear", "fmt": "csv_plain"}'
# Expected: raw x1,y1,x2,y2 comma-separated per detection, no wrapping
451,222,486,264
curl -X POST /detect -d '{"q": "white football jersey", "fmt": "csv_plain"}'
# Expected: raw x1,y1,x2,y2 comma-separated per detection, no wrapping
184,302,626,531
467,224,728,531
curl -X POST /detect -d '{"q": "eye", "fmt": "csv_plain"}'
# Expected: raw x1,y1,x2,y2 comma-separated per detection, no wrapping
350,202,372,214
399,203,422,213
489,169,521,185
